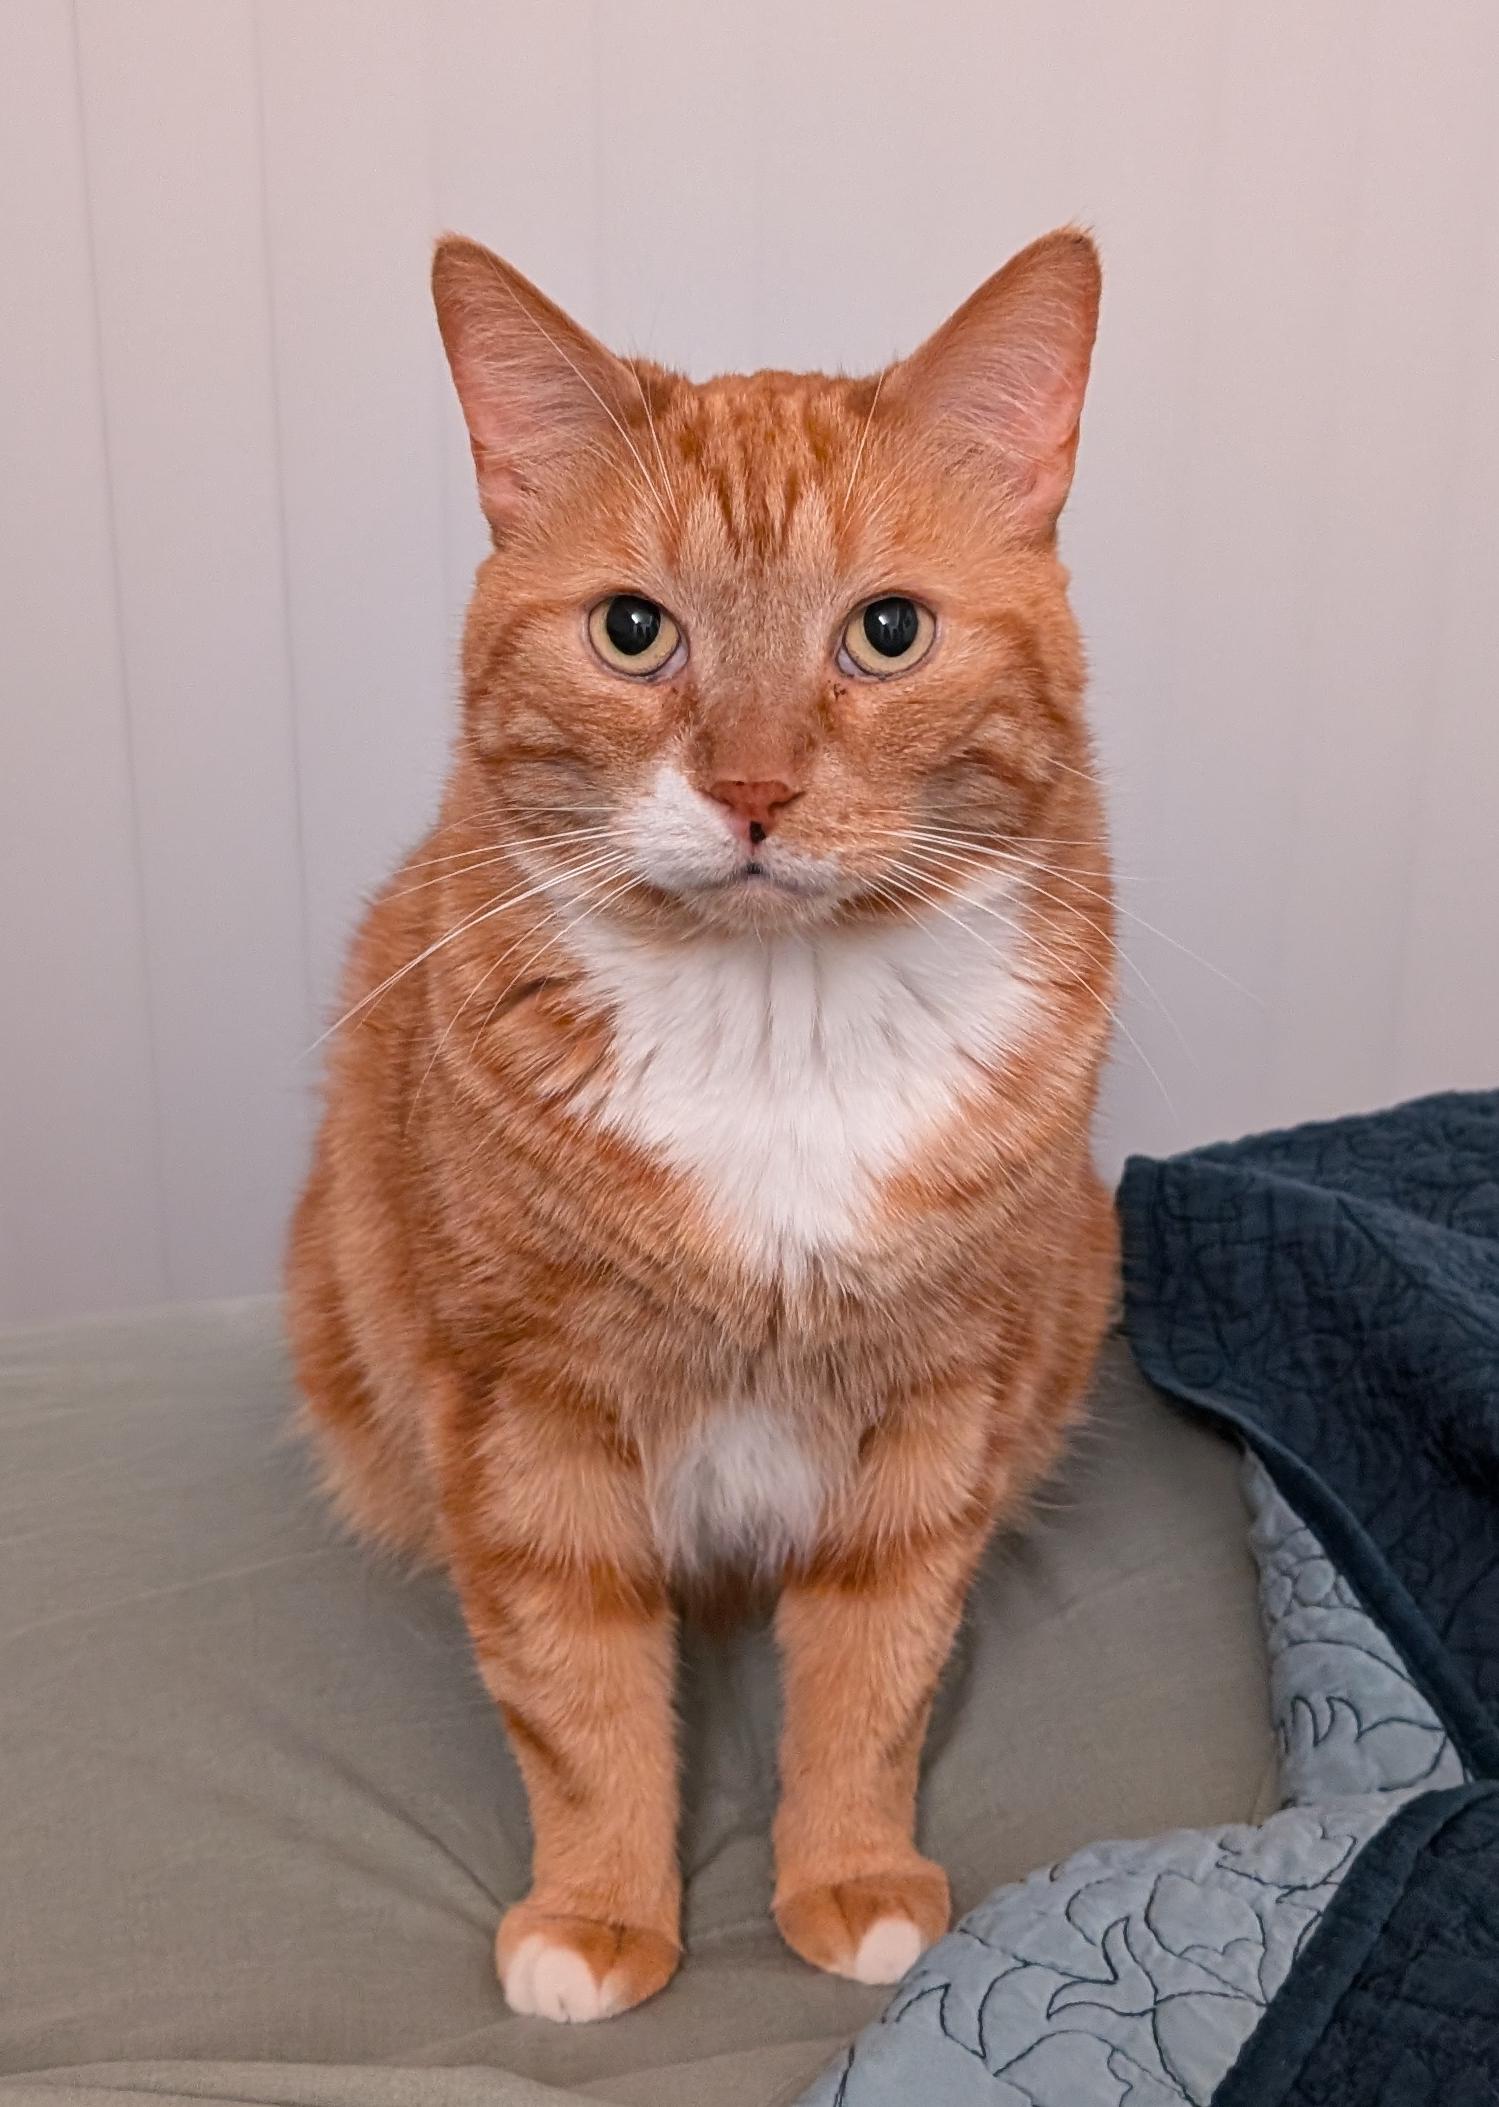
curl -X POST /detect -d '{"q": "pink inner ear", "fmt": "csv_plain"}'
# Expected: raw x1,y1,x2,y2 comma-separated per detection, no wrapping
467,439,533,527
893,232,1101,534
931,320,1095,522
1016,416,1083,529
446,321,611,532
433,236,635,534
453,339,582,522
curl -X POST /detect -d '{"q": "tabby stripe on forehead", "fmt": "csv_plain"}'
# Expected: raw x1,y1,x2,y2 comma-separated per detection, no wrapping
777,465,803,554
709,464,744,550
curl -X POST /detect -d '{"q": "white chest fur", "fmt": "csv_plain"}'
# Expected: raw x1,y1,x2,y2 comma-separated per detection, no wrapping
569,889,1037,1277
651,1405,827,1577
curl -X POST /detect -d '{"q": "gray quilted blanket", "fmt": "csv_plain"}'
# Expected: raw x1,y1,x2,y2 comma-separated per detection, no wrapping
798,1091,1499,2105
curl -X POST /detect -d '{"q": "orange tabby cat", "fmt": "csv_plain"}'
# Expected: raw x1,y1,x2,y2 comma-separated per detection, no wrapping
287,225,1117,2024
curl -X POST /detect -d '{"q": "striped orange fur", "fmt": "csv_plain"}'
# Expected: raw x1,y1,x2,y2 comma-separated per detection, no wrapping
287,226,1118,2023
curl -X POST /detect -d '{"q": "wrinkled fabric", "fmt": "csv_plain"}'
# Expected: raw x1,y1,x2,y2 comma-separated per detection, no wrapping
1121,1089,1499,1777
0,1308,1269,2106
798,1798,1402,2107
1216,1783,1499,2106
810,1092,1499,2103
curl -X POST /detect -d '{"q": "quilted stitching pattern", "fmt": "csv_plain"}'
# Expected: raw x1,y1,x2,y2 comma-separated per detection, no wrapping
796,1460,1468,2103
798,1095,1499,2104
1215,1784,1499,2105
797,1803,1400,2106
1121,1090,1499,1776
1243,1457,1466,1805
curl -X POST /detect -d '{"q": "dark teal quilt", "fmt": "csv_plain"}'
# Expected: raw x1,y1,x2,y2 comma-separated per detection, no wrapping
799,1090,1499,2106
1123,1088,1499,1780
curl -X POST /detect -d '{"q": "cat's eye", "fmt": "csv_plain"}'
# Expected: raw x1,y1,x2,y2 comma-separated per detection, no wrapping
588,594,682,677
840,595,936,677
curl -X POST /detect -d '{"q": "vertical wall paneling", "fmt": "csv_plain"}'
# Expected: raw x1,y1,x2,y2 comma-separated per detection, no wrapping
426,0,601,644
758,0,1088,377
256,0,452,1017
0,0,166,1319
591,0,765,376
1392,178,1499,1102
1264,0,1499,1124
1056,0,1235,1164
2,0,1496,1318
74,0,313,1301
1103,0,1377,1162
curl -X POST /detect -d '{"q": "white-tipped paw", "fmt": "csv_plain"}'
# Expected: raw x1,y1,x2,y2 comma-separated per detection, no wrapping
774,1864,949,1983
850,1914,926,1985
502,1933,619,2023
495,1907,679,2024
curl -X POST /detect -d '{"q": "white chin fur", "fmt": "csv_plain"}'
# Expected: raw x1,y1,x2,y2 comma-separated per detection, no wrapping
622,762,746,893
622,760,842,902
566,828,1039,1278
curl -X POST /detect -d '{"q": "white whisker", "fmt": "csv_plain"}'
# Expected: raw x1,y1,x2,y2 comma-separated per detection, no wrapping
894,842,1196,1074
465,864,645,1060
304,846,630,1055
883,826,1257,1002
398,825,619,876
390,827,627,899
627,361,676,527
842,368,885,515
875,861,1175,1113
405,855,634,1122
481,255,673,528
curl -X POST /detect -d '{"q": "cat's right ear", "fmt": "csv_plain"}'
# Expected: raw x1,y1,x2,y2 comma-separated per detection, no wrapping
432,236,632,535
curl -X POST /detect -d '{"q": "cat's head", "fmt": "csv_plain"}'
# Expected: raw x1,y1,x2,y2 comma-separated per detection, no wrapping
434,229,1101,936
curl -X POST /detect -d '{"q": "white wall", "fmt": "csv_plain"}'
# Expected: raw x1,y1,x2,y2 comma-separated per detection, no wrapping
2,0,1496,1323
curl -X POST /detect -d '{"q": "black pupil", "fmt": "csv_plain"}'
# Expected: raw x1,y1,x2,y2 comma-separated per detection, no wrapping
863,596,920,658
604,595,662,657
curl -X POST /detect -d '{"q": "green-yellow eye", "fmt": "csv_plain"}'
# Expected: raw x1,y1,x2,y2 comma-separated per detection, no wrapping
840,595,936,677
588,594,682,676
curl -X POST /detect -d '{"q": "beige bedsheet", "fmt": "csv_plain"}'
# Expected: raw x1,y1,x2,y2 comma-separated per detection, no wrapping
0,1300,1274,2105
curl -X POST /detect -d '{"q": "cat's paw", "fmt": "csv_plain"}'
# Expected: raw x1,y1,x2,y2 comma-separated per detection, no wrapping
496,1902,679,2023
774,1865,950,1984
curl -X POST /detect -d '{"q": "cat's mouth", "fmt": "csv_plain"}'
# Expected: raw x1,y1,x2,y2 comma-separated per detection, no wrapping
670,856,852,929
708,860,825,898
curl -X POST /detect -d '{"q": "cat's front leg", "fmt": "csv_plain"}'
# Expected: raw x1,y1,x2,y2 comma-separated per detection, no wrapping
440,1389,681,2023
771,1417,991,1985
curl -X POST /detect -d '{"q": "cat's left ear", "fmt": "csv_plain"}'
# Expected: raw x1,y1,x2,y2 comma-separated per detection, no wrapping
888,228,1101,539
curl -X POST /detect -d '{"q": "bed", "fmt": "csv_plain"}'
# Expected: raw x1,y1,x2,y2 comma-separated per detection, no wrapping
0,1305,1271,2106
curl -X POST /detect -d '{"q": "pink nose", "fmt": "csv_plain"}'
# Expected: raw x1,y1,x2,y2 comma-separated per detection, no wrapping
705,778,799,842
